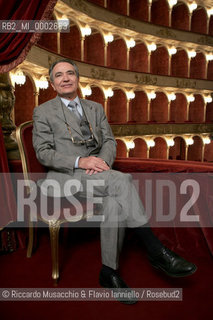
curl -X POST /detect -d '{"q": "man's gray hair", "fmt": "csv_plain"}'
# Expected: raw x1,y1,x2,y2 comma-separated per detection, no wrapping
49,58,79,81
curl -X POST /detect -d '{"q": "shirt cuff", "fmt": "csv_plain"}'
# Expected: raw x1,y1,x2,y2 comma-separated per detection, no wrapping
74,156,80,168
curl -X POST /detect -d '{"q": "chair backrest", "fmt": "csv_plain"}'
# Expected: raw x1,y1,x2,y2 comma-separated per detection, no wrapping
16,121,47,182
16,121,94,223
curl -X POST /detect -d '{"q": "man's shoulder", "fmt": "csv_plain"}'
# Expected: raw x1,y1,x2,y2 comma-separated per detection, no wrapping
81,99,103,111
34,96,59,113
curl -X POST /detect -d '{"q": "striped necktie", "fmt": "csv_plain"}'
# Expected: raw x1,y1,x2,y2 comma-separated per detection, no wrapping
68,102,82,119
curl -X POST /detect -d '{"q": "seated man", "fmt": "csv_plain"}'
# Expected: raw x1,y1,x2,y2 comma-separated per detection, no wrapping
33,58,197,304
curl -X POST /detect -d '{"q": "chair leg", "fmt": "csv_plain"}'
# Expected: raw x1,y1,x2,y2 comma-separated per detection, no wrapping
27,221,34,258
48,220,61,284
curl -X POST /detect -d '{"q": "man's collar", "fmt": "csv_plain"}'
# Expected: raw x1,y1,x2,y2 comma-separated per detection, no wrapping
60,96,80,107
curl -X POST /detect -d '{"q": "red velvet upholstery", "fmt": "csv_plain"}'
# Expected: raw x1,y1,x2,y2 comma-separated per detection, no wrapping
0,123,24,252
16,121,94,222
0,0,57,72
114,158,213,173
113,158,213,256
16,121,97,282
18,121,46,174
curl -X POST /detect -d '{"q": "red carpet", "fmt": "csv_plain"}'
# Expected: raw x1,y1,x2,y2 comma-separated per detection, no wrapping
0,227,212,320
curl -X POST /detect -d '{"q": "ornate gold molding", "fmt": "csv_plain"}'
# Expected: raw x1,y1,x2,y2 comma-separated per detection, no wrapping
0,73,20,160
176,79,197,89
25,46,213,94
90,67,115,81
66,0,92,15
135,74,158,86
197,36,213,46
155,29,177,39
111,123,213,137
58,0,213,51
113,17,136,30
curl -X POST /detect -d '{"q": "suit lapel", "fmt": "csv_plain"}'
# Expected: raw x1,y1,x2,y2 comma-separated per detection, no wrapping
80,99,98,142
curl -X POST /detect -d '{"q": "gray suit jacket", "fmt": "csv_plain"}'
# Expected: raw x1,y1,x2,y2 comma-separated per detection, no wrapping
33,96,117,196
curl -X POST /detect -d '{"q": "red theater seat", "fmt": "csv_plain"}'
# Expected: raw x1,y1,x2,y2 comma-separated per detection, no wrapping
16,121,96,283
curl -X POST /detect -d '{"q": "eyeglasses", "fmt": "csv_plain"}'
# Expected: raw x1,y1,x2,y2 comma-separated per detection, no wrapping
60,100,96,147
65,120,96,147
